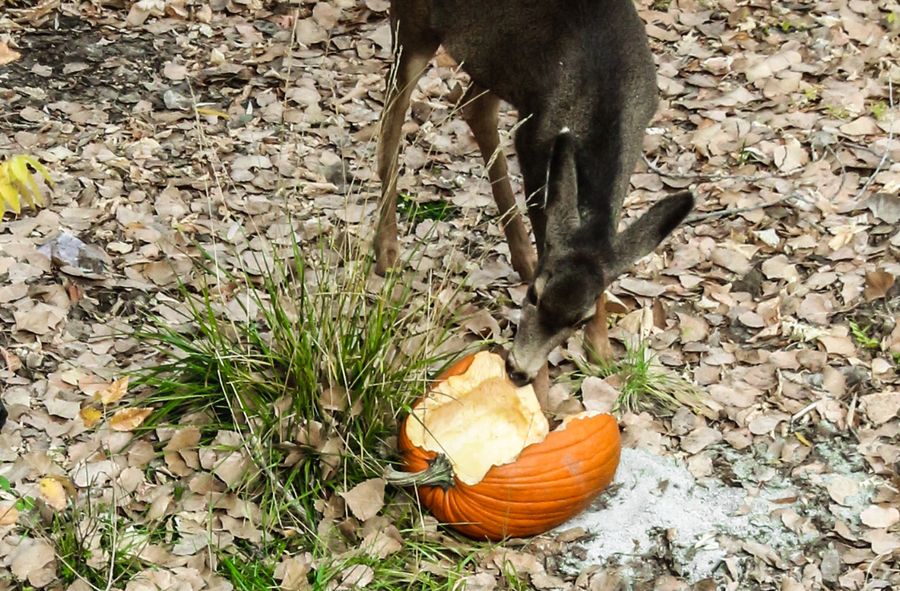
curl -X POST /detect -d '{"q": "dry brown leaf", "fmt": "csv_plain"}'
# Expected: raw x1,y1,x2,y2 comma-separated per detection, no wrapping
797,293,833,325
859,505,900,528
677,312,709,343
164,426,201,451
581,376,619,414
748,412,787,435
339,477,385,521
13,303,67,335
863,270,895,302
80,406,102,427
38,477,68,510
825,475,859,506
681,426,723,454
761,255,799,282
95,376,130,404
0,42,21,65
335,564,374,590
360,524,403,559
617,277,666,297
863,529,900,554
860,392,900,425
10,537,55,585
109,407,153,431
0,503,19,526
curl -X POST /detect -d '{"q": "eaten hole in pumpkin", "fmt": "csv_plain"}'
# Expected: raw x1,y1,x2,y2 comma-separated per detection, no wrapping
405,351,550,485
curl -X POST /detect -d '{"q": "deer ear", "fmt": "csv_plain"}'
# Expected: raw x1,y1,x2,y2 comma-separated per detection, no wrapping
610,191,694,275
544,130,580,246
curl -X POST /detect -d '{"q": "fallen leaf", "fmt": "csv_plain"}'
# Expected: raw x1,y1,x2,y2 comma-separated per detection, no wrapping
109,407,153,431
10,538,55,585
80,406,102,427
825,475,859,506
95,376,130,405
681,426,723,454
0,42,21,66
0,503,18,526
797,293,833,325
13,303,67,335
863,270,895,302
339,478,385,521
860,392,900,425
581,377,619,414
761,255,799,282
859,505,900,528
617,277,666,297
864,529,900,554
867,193,900,224
677,312,709,343
748,412,787,435
335,564,374,590
38,477,68,510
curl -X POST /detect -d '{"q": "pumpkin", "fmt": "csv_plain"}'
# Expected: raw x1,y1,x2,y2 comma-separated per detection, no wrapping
390,351,620,540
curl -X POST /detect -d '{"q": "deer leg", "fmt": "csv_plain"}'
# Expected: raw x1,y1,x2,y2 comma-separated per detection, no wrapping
585,292,613,363
461,84,536,282
374,38,438,276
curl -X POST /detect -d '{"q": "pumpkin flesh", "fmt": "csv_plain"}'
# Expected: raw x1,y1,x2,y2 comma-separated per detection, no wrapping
398,351,621,540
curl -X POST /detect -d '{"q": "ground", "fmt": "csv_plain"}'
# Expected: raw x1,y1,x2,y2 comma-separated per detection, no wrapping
0,0,899,590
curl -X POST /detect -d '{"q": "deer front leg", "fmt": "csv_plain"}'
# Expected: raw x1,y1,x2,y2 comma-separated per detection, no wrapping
374,41,437,276
461,84,536,282
584,292,613,363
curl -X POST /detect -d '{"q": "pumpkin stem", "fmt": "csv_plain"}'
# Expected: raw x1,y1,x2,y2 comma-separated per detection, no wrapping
383,454,454,488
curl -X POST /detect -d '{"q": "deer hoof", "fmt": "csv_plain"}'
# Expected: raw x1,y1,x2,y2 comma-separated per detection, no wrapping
374,239,400,276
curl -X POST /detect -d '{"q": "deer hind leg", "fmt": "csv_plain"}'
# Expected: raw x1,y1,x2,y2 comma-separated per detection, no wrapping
374,34,438,276
461,84,536,282
585,292,613,363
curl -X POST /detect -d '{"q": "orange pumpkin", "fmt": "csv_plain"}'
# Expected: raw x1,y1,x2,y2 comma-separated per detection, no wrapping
392,351,621,540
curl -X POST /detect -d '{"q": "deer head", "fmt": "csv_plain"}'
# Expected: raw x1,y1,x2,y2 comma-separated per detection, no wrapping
505,132,694,385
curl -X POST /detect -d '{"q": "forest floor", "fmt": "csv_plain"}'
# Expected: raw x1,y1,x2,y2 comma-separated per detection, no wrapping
0,0,898,590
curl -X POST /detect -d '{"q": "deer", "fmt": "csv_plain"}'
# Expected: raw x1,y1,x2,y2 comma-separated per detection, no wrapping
373,0,694,395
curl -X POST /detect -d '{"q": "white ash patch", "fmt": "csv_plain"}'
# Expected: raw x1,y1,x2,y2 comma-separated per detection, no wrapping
557,447,796,582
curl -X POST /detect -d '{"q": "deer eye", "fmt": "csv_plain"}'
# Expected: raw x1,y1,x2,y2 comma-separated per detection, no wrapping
525,285,538,306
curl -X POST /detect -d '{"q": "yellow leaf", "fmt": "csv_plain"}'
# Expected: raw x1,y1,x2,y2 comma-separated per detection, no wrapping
9,156,42,206
0,503,19,526
80,407,103,428
0,177,21,215
110,407,153,431
0,154,53,217
94,376,130,405
195,107,231,119
39,477,68,510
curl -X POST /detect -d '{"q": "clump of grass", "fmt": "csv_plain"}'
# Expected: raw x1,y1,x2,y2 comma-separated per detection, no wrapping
50,503,146,588
397,192,459,223
849,320,880,351
571,341,705,416
133,232,464,526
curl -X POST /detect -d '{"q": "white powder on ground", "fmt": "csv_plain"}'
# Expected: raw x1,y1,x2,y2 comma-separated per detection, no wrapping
557,447,792,581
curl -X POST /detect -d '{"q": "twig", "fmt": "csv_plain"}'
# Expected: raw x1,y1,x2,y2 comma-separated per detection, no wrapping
853,78,894,201
791,398,822,423
642,154,800,184
686,191,804,224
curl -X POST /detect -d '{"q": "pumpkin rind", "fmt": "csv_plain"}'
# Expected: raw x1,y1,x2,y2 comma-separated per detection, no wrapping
398,353,621,540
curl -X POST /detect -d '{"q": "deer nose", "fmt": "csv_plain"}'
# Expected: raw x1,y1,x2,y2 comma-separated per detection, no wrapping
505,357,531,386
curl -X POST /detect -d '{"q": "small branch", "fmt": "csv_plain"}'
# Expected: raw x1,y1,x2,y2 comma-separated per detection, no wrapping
854,78,894,201
686,191,805,224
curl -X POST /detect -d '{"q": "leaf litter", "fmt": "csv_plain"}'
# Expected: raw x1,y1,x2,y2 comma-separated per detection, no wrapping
0,0,898,589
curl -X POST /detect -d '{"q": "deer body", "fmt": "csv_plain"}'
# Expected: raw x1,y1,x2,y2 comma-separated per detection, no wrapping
375,0,694,387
